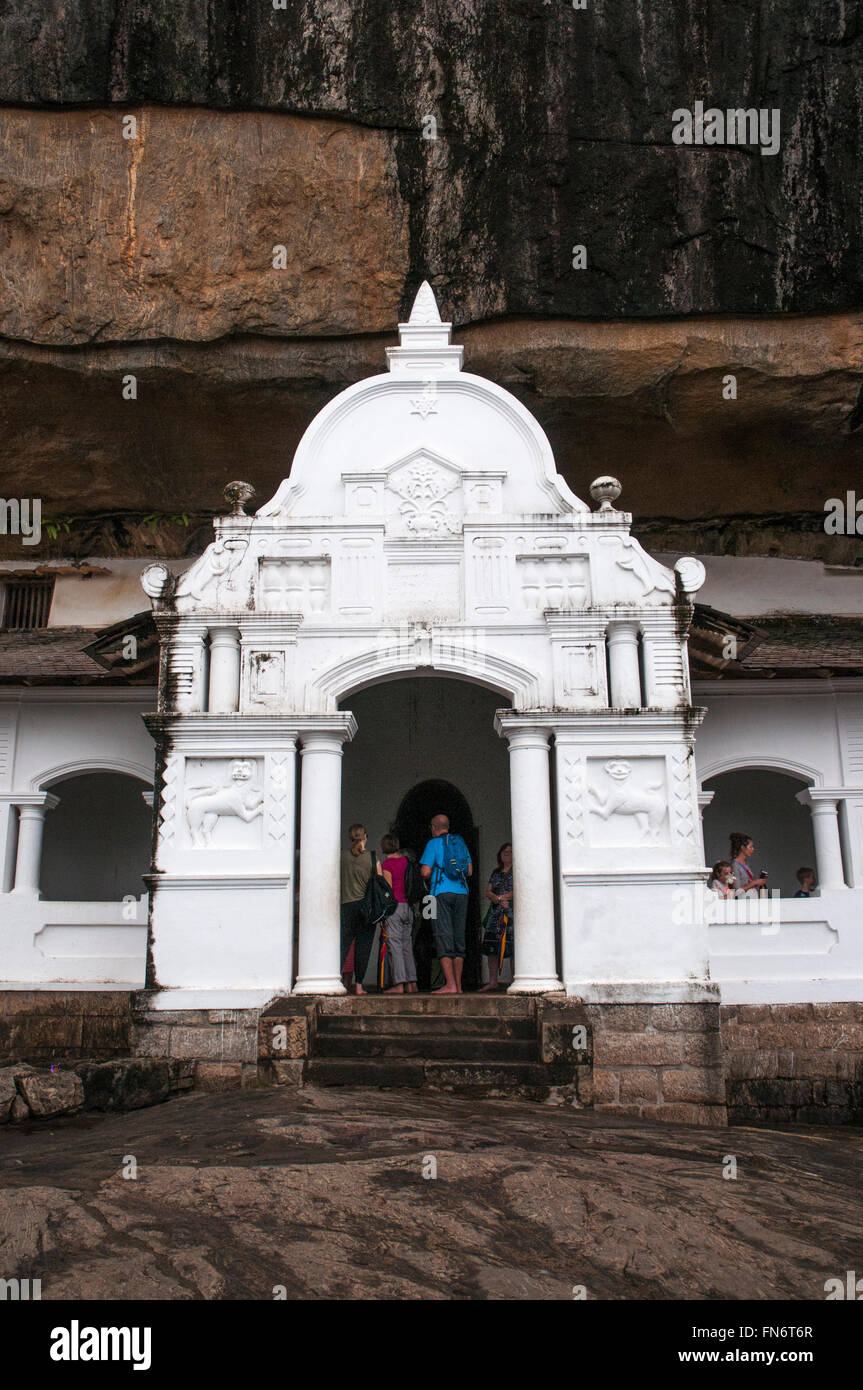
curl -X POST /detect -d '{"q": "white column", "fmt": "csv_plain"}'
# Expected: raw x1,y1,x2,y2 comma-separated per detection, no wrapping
500,721,561,993
607,621,642,709
293,729,349,994
797,791,847,891
208,626,241,714
12,794,59,897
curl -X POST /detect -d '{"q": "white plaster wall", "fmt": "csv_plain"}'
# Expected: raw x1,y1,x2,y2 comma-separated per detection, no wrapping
1,691,157,791
709,892,863,1004
657,553,863,617
692,683,845,787
12,559,190,628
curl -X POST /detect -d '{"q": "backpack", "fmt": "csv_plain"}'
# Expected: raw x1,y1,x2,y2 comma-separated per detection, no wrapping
432,833,471,892
358,851,398,926
403,857,425,908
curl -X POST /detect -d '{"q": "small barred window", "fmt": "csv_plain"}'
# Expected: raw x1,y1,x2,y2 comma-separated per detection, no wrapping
1,577,55,630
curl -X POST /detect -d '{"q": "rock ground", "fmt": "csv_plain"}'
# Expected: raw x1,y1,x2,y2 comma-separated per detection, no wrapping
1,1086,860,1300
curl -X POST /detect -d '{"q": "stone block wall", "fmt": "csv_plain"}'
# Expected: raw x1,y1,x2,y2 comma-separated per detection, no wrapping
131,1002,266,1091
6,991,862,1125
585,1003,728,1127
721,1003,863,1125
0,991,132,1065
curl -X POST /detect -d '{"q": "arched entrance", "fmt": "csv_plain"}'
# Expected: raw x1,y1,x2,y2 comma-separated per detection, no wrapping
40,771,152,901
702,767,816,896
338,676,511,991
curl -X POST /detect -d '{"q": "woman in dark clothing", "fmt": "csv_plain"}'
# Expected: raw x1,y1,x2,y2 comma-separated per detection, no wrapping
479,842,513,992
340,823,381,994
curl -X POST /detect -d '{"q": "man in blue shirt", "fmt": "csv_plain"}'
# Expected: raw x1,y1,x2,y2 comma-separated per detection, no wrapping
420,813,472,994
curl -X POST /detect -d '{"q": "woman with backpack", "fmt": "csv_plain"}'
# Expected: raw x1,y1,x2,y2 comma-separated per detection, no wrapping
479,842,514,992
340,823,384,994
380,834,419,994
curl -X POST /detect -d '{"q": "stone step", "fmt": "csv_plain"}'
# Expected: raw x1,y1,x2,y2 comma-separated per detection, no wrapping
304,1058,553,1089
316,1014,536,1038
313,1033,539,1061
316,994,538,1017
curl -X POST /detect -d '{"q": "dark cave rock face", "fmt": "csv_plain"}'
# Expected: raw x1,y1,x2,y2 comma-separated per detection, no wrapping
0,0,860,319
0,2,861,555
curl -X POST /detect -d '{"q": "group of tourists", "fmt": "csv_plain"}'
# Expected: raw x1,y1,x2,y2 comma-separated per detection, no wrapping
709,832,817,899
339,815,513,994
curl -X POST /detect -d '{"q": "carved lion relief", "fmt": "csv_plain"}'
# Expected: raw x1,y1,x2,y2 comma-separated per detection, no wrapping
185,758,264,848
587,758,669,845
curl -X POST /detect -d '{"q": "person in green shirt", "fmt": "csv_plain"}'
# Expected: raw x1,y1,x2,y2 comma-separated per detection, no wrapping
340,823,379,993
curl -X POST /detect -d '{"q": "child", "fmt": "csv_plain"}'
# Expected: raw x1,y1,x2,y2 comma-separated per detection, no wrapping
709,860,735,898
794,867,817,898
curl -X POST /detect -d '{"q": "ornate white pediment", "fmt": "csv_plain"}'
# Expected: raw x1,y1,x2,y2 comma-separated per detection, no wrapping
384,447,462,537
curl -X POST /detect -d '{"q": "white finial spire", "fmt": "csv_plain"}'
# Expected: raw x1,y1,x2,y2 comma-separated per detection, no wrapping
388,278,463,376
408,280,443,326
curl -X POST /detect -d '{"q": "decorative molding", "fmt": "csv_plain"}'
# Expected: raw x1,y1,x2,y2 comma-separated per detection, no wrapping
670,747,696,843
387,455,460,536
267,752,292,843
159,753,181,844
699,755,820,786
317,642,541,708
146,874,291,892
32,759,155,792
561,753,585,848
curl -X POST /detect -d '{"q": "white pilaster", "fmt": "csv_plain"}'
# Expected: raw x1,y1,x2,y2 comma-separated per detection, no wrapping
208,626,241,714
170,623,208,713
293,723,355,994
797,790,847,891
0,800,15,893
607,621,642,710
640,615,687,710
11,794,59,897
496,717,561,993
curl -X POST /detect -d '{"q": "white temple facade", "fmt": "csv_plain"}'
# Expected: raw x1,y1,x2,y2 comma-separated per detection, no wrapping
1,285,863,1014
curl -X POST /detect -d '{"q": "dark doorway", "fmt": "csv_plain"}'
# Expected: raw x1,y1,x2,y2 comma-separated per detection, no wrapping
394,779,482,991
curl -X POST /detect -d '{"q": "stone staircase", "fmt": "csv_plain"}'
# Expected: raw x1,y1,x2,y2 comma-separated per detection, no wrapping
260,993,590,1100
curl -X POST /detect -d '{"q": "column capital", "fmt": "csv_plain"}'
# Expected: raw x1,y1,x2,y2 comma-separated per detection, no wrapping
208,625,240,646
796,789,841,811
12,793,60,813
606,619,641,640
698,790,715,808
298,714,358,751
494,713,551,748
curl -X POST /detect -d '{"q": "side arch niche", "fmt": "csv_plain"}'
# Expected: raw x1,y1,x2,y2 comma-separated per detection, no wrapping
39,770,152,902
702,768,816,897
